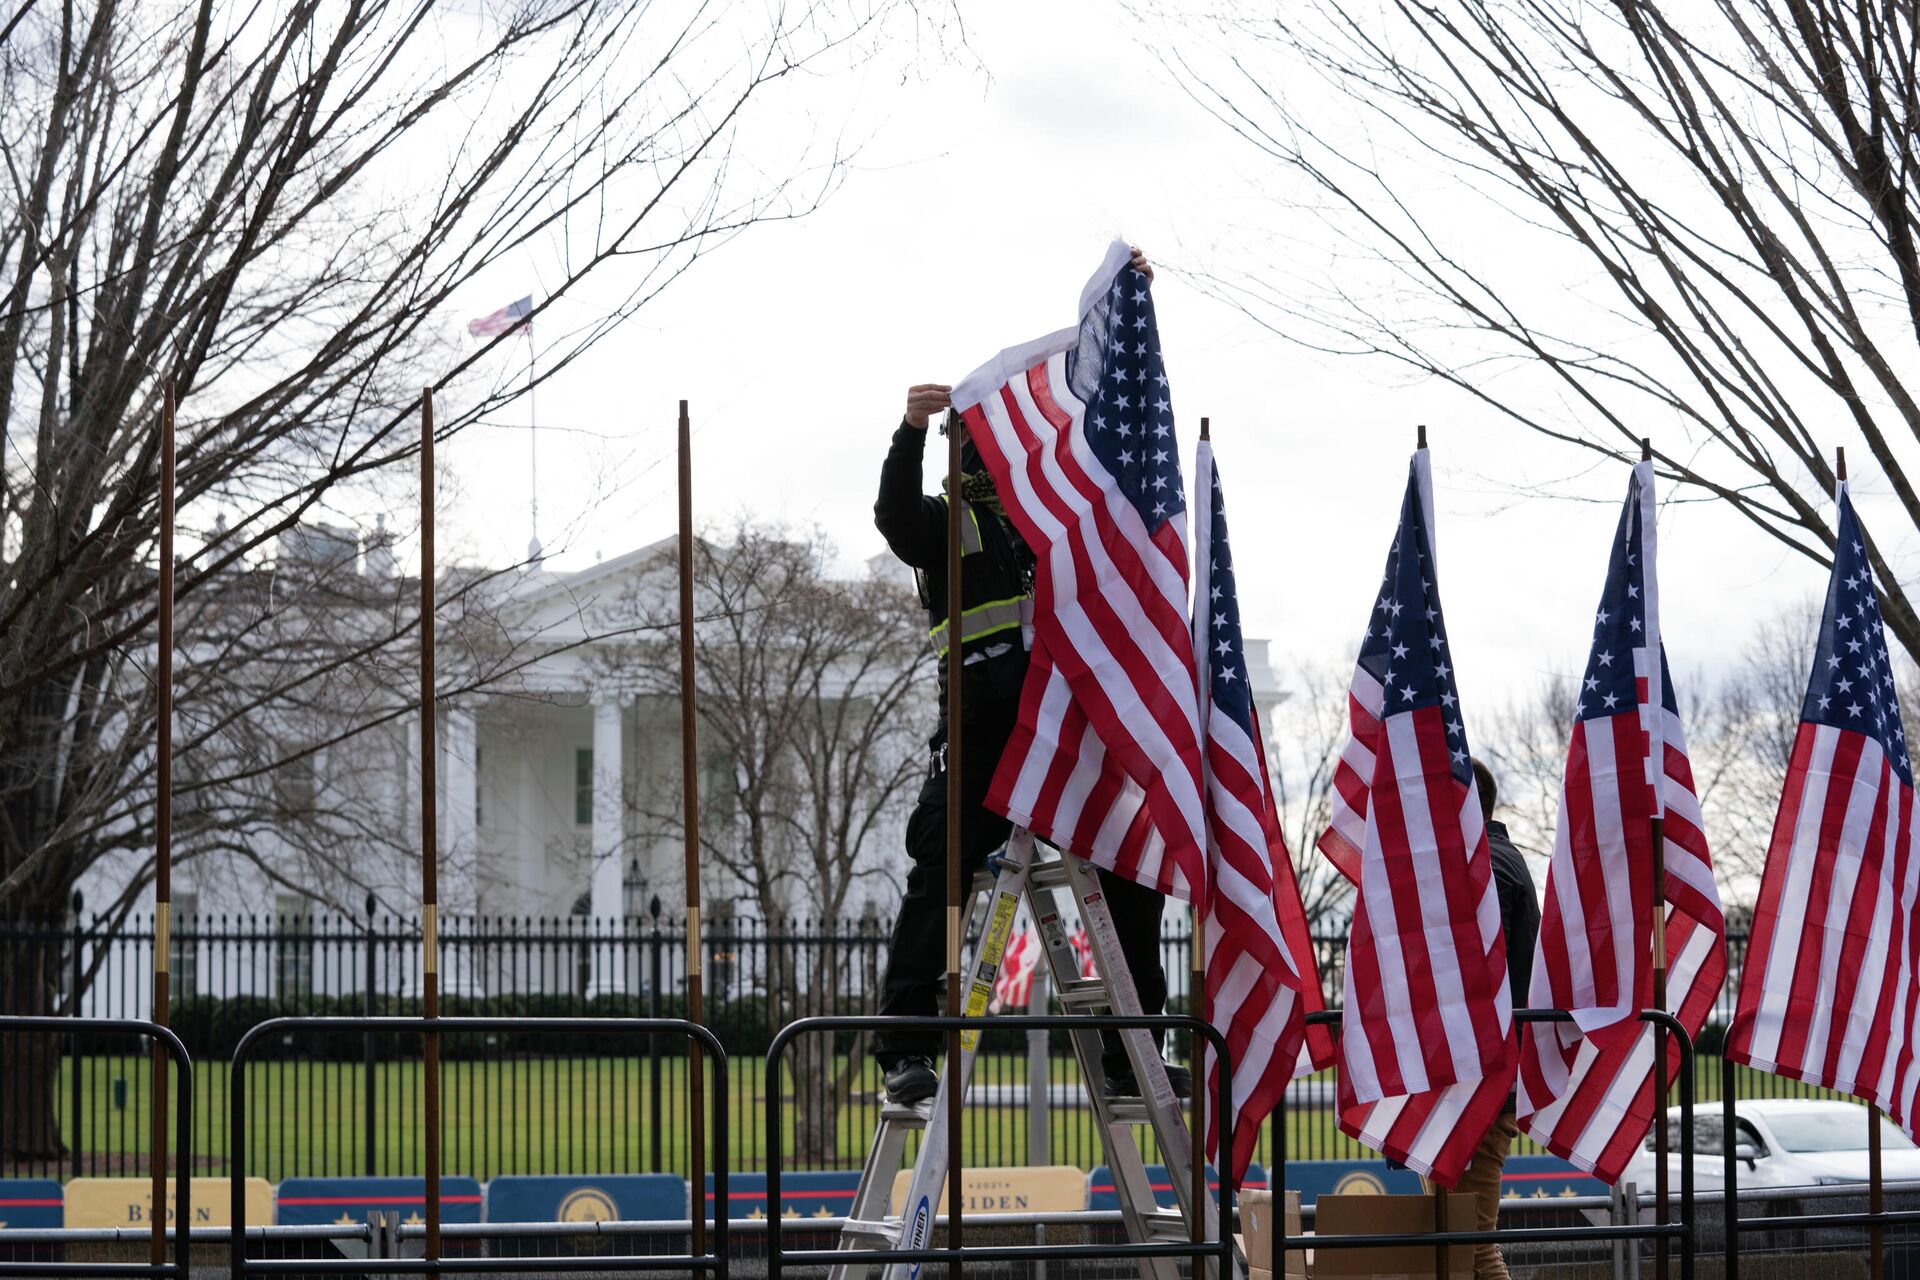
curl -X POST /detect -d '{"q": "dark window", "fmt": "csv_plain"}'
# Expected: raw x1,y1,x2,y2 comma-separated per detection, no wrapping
575,748,593,826
171,892,198,1002
275,752,316,816
274,895,314,1001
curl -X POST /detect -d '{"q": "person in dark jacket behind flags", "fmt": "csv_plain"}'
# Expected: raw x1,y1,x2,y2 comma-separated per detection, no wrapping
1457,758,1542,1280
871,250,1183,1106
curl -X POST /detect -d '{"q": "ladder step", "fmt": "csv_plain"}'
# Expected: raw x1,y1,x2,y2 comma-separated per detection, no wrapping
1142,1210,1194,1240
877,1100,933,1128
1029,858,1073,890
838,1218,900,1247
1102,1098,1153,1126
1057,981,1109,1009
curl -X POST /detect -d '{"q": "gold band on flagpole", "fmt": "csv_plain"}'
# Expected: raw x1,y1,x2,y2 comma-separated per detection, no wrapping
423,903,438,974
154,902,171,973
948,905,962,972
687,904,702,976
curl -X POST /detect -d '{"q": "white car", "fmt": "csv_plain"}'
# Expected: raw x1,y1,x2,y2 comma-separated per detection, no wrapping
1619,1097,1920,1190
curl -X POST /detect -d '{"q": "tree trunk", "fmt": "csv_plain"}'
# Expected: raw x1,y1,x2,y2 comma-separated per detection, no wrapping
1,924,69,1163
787,931,856,1166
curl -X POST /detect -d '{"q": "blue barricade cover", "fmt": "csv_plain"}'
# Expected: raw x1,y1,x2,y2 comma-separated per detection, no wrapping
1278,1160,1426,1205
1087,1163,1266,1212
485,1175,684,1224
0,1180,62,1230
707,1171,862,1220
276,1176,484,1226
1497,1154,1609,1200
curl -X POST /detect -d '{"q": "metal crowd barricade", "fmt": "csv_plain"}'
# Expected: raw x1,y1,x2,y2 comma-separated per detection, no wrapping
763,1012,1235,1279
1719,1054,1920,1280
1280,1008,1698,1280
227,1016,728,1277
0,1016,194,1278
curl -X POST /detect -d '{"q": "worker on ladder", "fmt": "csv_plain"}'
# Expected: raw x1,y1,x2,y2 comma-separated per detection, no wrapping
872,247,1187,1107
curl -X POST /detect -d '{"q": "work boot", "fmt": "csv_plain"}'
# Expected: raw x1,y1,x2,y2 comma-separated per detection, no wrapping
1103,1060,1193,1100
883,1055,938,1105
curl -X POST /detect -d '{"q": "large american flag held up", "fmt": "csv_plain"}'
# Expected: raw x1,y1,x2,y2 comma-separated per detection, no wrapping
1192,438,1334,1178
955,240,1209,904
467,295,533,338
1727,483,1920,1136
1317,449,1515,1186
1516,462,1726,1183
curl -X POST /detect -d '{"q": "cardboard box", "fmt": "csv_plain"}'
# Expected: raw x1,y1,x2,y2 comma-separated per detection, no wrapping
1311,1192,1473,1279
1240,1188,1305,1277
886,1165,1085,1215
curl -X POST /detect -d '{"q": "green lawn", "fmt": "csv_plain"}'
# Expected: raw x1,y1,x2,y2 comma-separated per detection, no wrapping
18,1052,1849,1183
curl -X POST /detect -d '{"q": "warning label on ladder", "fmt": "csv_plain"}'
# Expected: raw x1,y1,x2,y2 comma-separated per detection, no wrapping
961,891,1019,1052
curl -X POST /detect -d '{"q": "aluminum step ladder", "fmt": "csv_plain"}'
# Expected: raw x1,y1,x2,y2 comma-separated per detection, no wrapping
830,828,1236,1280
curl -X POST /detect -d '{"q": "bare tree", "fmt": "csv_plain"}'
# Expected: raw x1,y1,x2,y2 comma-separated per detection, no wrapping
1142,0,1920,659
1479,675,1579,863
0,0,952,1159
603,518,930,1163
1265,655,1361,933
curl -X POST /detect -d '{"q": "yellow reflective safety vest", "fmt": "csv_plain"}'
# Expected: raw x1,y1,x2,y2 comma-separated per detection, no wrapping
920,493,1034,662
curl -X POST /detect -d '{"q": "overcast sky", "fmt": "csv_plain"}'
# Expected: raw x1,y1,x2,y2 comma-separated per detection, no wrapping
433,0,1832,719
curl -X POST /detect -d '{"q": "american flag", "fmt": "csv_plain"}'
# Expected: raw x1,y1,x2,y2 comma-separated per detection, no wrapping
1317,448,1515,1186
1193,438,1335,1177
467,295,532,338
1516,462,1726,1183
1727,484,1920,1134
1068,923,1097,978
990,927,1040,1009
956,240,1208,903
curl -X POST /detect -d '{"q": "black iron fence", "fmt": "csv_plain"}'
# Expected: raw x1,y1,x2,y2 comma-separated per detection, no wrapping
0,908,1825,1186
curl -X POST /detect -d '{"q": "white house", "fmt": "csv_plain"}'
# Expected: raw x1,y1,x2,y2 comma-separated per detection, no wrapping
72,523,1287,1008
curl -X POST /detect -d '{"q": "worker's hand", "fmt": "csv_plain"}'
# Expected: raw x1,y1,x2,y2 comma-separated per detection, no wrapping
904,384,953,431
1129,245,1154,283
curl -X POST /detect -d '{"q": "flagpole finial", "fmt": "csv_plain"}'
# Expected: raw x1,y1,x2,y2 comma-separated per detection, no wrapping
1641,437,1652,462
1199,417,1210,442
1416,423,1427,449
1837,447,1848,483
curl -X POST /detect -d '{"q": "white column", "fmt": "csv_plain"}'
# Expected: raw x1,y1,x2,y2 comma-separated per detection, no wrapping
589,697,628,995
441,705,479,995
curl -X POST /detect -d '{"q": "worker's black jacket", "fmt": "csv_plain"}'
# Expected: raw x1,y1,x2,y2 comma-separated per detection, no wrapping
1486,818,1541,1009
875,420,1034,722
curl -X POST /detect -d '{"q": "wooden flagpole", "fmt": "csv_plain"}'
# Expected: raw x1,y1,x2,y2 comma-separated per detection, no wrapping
1838,446,1886,1280
679,399,708,1256
420,388,442,1260
1645,438,1669,1280
944,407,966,1277
150,381,176,1267
1416,424,1448,1280
1192,418,1210,1259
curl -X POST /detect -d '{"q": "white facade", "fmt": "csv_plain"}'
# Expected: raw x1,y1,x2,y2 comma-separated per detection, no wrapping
73,528,1288,1011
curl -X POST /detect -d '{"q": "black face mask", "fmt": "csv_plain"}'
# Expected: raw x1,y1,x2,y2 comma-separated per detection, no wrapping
960,439,985,476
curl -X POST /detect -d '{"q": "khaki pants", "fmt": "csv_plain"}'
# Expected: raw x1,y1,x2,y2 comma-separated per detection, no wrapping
1453,1112,1520,1280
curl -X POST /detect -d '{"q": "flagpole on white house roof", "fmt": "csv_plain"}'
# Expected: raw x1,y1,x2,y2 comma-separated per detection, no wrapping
526,324,539,562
